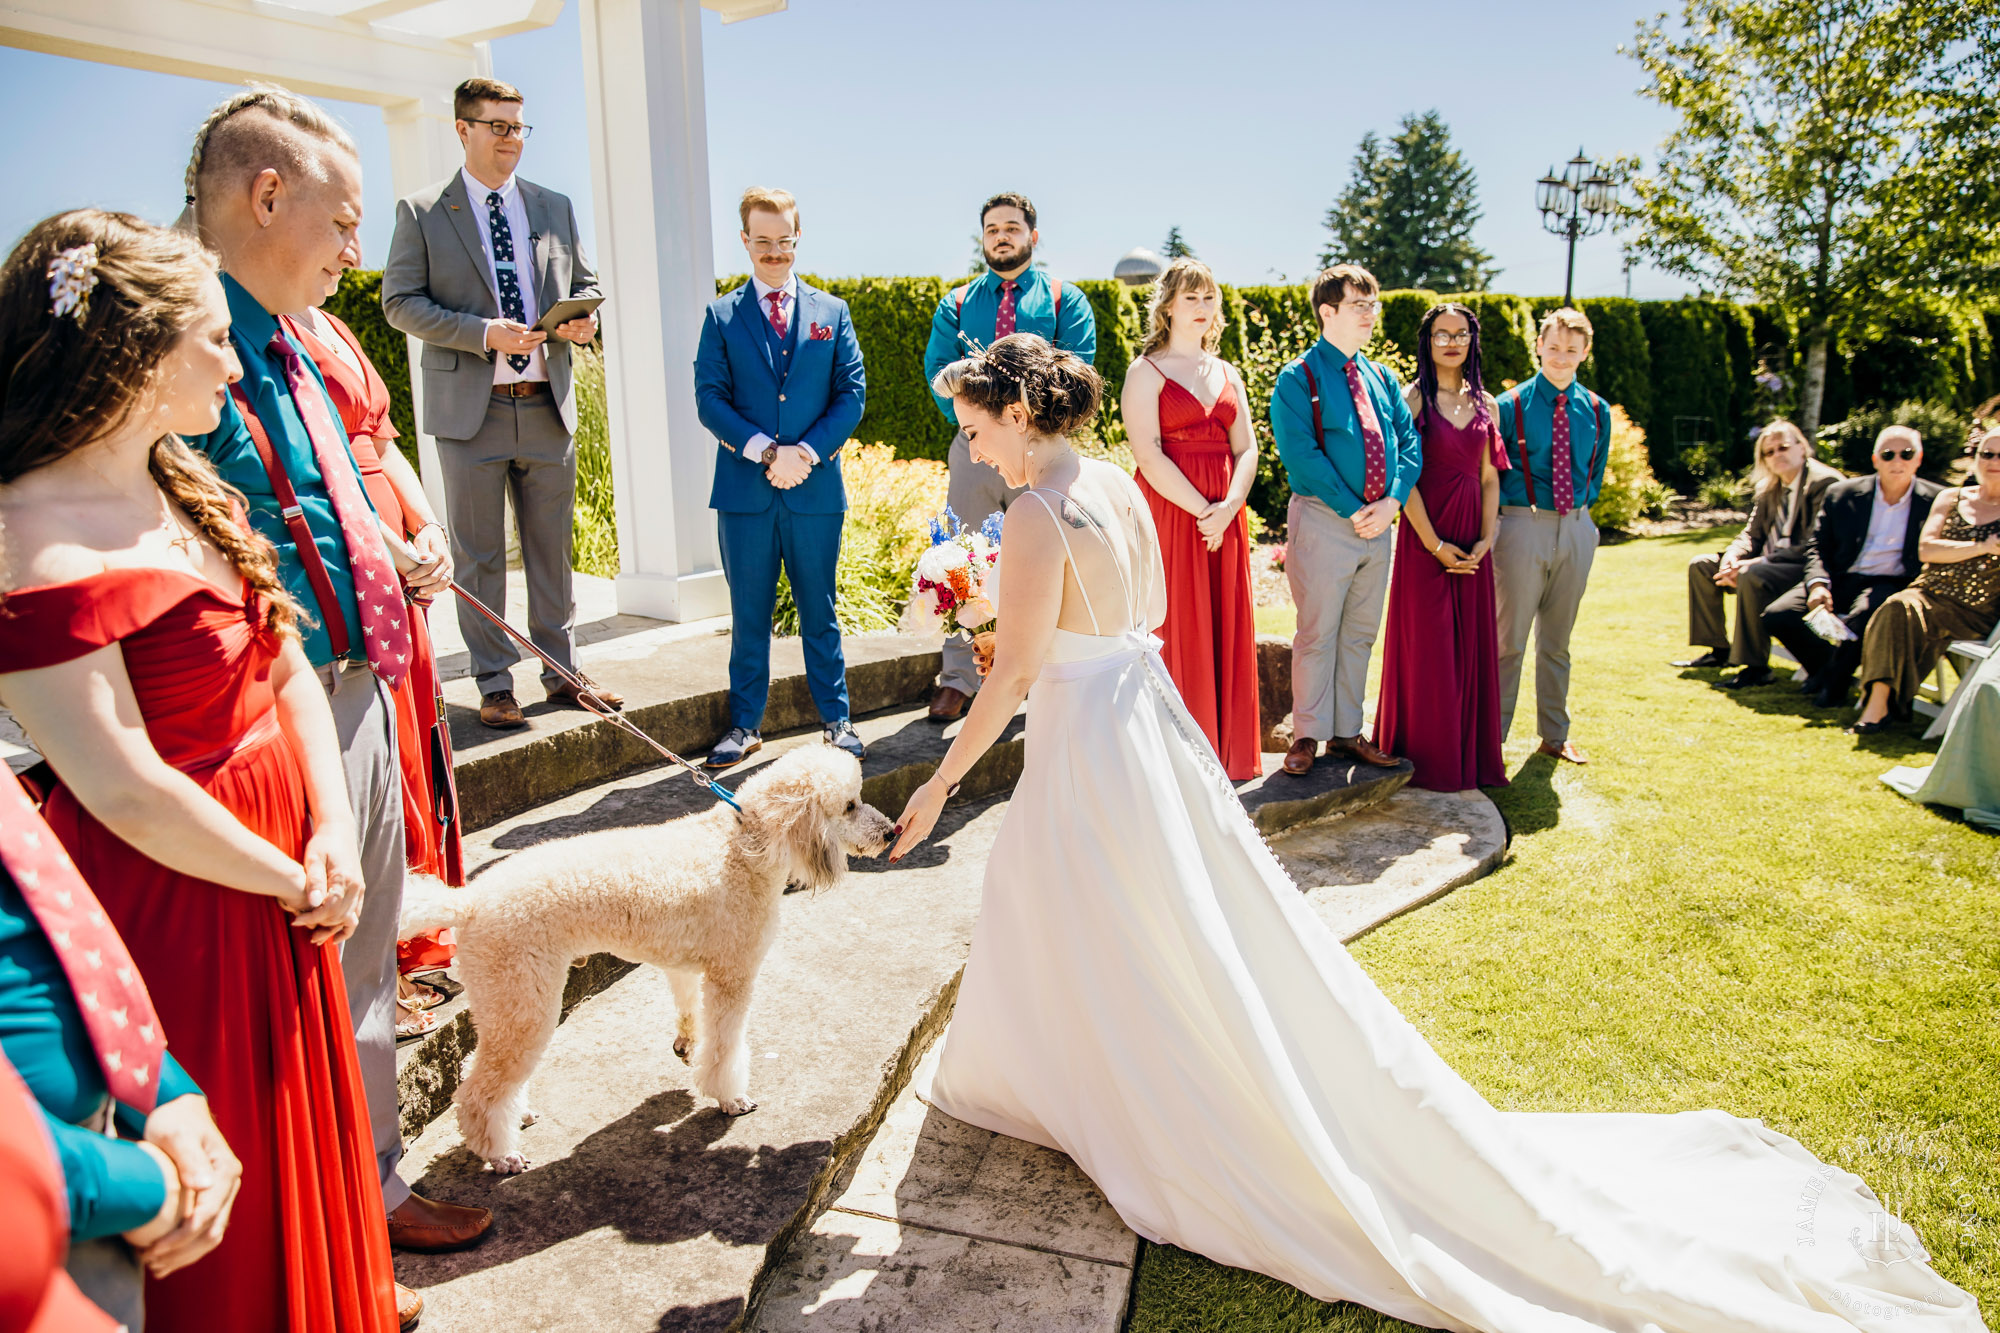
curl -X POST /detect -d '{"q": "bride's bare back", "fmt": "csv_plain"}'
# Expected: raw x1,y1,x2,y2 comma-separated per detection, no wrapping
1013,456,1167,640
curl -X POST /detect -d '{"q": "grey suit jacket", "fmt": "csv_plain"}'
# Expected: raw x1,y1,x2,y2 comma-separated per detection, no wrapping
1724,457,1844,566
381,172,601,440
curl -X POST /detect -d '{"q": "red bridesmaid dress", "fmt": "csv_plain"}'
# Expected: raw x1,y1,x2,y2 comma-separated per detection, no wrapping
1132,360,1262,780
287,311,464,977
0,569,397,1331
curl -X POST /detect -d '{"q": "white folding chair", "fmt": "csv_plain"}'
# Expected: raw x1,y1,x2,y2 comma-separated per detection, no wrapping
1921,620,2000,739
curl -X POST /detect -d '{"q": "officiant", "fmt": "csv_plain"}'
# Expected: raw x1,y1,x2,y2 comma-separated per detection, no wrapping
1762,426,1941,708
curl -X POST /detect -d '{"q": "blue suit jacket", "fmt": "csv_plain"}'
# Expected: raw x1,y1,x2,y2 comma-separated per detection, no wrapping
696,280,866,514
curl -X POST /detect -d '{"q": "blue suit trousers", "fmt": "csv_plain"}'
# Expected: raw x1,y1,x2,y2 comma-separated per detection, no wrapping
718,505,849,731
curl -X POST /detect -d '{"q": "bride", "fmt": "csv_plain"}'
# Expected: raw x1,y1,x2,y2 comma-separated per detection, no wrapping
886,334,1984,1333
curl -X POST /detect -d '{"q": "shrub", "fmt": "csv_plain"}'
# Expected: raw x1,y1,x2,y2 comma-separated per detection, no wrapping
1377,288,1440,363
1814,400,1972,479
1232,288,1321,529
325,269,416,466
570,344,619,578
1443,291,1536,389
1638,298,1743,485
1698,474,1750,509
1846,300,1994,411
1589,405,1673,532
1075,279,1144,445
771,444,949,635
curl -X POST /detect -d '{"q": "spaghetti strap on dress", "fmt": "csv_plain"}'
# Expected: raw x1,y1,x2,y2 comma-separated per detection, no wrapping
0,568,398,1333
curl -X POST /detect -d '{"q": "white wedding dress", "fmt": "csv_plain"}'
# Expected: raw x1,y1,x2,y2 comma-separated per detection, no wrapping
920,474,1986,1333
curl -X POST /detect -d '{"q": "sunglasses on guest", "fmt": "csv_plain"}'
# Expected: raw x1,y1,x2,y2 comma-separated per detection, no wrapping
1876,448,1917,460
1978,448,2000,461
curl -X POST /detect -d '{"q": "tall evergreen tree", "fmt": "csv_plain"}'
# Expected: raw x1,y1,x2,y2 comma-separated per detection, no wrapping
1161,226,1195,259
1320,111,1494,292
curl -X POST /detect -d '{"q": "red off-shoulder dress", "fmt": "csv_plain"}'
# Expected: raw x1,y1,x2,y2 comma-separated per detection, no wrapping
0,569,398,1332
1132,366,1262,780
287,310,464,976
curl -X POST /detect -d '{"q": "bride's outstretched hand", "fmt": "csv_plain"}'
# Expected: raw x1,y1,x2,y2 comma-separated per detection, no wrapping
888,774,949,863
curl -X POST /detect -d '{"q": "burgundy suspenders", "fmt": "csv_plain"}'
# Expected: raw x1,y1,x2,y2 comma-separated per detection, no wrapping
1509,385,1602,516
228,383,353,660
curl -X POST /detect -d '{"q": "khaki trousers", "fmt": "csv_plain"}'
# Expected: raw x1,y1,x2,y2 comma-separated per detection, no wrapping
1494,506,1597,744
939,430,1026,695
1686,551,1804,668
1286,494,1392,742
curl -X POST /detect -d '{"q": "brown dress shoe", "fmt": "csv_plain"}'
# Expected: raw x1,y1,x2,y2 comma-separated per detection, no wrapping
927,685,969,722
1329,734,1400,767
1280,737,1318,776
1537,739,1589,764
387,1191,493,1253
547,676,624,711
397,1282,424,1331
478,690,526,729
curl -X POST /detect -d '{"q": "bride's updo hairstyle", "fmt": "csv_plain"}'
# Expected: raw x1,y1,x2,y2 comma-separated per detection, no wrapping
931,333,1102,439
0,209,298,633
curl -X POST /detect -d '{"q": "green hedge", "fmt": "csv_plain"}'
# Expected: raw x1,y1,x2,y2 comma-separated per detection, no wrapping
335,268,1994,531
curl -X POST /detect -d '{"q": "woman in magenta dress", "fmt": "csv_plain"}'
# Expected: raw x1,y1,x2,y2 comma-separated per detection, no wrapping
1122,258,1262,780
0,211,398,1331
1374,303,1509,790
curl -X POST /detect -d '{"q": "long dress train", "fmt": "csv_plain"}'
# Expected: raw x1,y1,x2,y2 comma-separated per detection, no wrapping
923,474,1983,1333
0,570,399,1332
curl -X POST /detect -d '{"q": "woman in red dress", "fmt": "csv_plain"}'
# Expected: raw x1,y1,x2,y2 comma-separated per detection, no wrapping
1374,303,1509,791
1122,258,1262,780
285,297,463,1018
0,211,398,1331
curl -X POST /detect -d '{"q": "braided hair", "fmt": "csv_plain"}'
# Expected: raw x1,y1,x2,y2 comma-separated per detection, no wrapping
1413,302,1491,431
0,209,300,635
182,84,360,235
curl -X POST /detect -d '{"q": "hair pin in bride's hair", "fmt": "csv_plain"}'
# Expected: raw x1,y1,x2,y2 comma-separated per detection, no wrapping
47,243,100,323
955,328,988,357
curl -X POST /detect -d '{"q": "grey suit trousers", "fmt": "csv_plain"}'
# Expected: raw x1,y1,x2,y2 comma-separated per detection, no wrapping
320,661,411,1212
443,390,578,697
1494,506,1597,744
1287,494,1393,742
939,430,1025,695
1686,551,1804,668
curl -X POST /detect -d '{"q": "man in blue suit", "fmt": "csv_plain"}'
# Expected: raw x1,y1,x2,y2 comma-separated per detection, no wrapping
696,186,867,767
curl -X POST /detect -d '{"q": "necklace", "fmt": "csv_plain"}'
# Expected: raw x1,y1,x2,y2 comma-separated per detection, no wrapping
77,452,200,557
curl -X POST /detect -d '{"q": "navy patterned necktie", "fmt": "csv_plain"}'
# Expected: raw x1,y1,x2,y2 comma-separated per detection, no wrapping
486,190,531,373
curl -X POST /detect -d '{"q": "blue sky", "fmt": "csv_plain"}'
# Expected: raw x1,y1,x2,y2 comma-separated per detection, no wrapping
0,0,1690,299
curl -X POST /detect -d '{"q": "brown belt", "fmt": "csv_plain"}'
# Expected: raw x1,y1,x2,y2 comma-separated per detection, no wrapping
493,381,549,398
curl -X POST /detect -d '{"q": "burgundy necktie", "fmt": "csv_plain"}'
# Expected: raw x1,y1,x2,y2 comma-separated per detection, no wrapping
1551,388,1576,514
1344,358,1388,504
268,331,412,689
995,281,1020,339
765,289,788,341
0,774,167,1112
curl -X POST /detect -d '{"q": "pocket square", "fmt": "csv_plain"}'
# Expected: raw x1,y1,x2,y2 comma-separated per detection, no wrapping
809,322,834,341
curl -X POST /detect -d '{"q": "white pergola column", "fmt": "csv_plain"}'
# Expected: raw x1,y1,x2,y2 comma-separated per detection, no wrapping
577,0,730,623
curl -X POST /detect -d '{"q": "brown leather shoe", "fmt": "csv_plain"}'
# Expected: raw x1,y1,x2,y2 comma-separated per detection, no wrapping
396,1282,424,1331
1537,739,1589,764
547,676,624,711
387,1191,493,1253
478,690,525,729
1329,734,1400,767
1280,737,1318,776
927,686,969,722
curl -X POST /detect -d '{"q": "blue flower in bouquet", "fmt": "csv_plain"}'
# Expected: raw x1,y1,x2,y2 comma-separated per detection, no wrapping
980,511,1004,545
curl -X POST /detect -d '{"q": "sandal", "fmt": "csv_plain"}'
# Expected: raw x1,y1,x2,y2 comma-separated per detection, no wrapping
395,993,440,1041
407,971,463,1003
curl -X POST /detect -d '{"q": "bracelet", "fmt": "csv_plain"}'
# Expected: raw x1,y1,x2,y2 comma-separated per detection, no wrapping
414,520,444,539
936,774,961,798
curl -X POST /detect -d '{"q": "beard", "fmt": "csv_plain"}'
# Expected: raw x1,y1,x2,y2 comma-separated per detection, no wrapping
984,237,1034,271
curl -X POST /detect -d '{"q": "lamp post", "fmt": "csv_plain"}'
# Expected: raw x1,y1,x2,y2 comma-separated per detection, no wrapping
1536,148,1617,306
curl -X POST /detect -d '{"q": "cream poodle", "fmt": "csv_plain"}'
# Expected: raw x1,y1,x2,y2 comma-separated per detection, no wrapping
399,744,895,1173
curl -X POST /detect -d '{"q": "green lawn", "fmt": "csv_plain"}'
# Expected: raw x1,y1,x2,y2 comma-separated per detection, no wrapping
1130,530,1999,1332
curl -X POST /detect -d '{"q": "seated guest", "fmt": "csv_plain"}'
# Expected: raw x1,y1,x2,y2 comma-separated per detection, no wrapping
1268,264,1421,776
1,774,238,1326
1849,429,2000,733
286,280,465,1037
1674,420,1841,688
0,209,401,1331
1122,258,1260,780
1881,605,2000,828
1763,426,1941,707
695,186,868,768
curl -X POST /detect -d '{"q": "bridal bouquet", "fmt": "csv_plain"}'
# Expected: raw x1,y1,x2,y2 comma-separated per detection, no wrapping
899,506,1004,638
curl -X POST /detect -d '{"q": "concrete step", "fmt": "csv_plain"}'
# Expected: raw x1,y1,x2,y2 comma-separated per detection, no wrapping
749,786,1509,1333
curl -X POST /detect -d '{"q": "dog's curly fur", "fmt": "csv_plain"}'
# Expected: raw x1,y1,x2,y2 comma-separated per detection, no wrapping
399,745,894,1173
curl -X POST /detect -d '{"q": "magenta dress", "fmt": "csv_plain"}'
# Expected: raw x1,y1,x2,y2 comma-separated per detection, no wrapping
1374,408,1510,791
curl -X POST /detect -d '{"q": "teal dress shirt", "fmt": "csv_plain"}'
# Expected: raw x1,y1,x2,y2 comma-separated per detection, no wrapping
185,275,374,668
1268,339,1423,519
923,267,1098,424
0,869,200,1239
1495,374,1613,511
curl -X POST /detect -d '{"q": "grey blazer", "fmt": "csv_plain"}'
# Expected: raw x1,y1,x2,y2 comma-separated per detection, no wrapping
381,172,601,440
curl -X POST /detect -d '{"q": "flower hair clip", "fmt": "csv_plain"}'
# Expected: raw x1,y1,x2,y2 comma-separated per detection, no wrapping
48,243,100,323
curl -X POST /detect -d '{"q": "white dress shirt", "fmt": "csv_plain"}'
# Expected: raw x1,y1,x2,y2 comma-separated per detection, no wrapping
743,274,816,464
1853,484,1913,577
462,167,548,385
